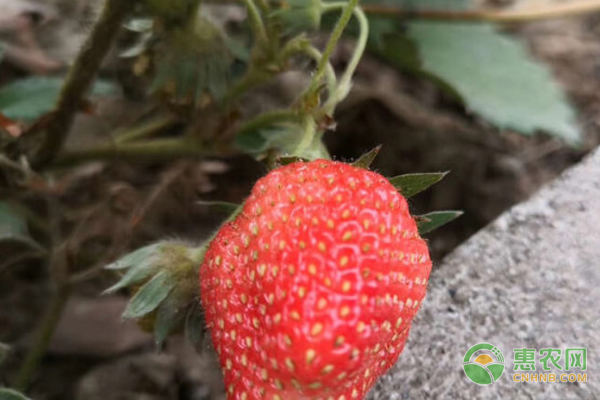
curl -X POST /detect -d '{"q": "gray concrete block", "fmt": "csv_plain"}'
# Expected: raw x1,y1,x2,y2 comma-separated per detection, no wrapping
369,148,600,399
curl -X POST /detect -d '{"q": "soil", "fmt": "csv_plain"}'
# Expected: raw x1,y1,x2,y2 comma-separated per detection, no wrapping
2,8,600,400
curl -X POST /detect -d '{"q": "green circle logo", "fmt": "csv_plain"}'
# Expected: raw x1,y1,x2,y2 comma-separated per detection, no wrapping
463,343,505,385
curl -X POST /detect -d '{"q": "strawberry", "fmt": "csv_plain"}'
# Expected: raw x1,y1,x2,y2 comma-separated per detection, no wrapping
200,159,432,400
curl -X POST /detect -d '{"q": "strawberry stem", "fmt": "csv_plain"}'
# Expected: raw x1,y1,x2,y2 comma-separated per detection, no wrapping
304,0,361,100
321,2,369,112
243,0,268,44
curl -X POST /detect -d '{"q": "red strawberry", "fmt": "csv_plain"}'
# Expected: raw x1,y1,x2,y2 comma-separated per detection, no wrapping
200,159,432,400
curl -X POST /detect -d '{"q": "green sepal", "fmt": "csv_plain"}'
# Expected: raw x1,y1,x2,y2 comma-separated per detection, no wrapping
270,0,323,36
154,294,189,346
198,201,240,215
105,243,163,271
352,145,382,169
185,301,206,351
123,271,175,319
103,253,160,294
151,18,233,105
0,388,32,400
276,155,310,166
105,241,207,346
416,211,463,235
0,342,10,366
389,172,448,198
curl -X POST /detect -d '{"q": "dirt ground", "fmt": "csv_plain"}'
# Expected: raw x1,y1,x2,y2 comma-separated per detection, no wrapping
2,7,600,400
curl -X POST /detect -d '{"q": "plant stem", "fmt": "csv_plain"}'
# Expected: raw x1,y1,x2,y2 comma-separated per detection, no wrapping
255,0,270,13
361,0,600,23
292,115,318,156
321,2,369,113
55,138,208,166
303,46,337,109
114,115,180,144
244,0,268,43
15,285,70,391
305,0,360,97
20,0,135,168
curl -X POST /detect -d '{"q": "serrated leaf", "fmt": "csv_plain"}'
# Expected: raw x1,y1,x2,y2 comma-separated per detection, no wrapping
0,342,10,365
154,296,188,346
389,172,448,198
197,201,239,215
0,77,117,121
352,145,382,169
0,202,43,251
416,211,463,235
406,22,581,144
185,302,205,350
0,388,32,400
123,271,175,319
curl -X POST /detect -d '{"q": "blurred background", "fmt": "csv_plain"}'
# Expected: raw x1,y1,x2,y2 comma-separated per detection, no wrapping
1,0,600,399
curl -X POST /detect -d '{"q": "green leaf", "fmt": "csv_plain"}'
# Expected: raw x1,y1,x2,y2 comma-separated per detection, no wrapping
352,145,382,169
0,388,32,400
389,172,448,198
235,126,293,153
197,201,240,215
0,77,117,122
123,271,175,319
406,22,581,144
416,211,463,235
0,202,43,251
0,342,10,365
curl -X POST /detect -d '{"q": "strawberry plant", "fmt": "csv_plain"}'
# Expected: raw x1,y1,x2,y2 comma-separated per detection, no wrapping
0,0,597,398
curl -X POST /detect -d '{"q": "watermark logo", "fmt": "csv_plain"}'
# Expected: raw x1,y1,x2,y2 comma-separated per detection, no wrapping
513,347,587,383
463,343,505,385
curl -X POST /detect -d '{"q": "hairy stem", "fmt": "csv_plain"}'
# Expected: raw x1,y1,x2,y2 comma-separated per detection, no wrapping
114,115,180,144
305,0,360,97
321,2,369,113
21,0,134,168
303,45,337,110
244,0,268,43
16,193,70,392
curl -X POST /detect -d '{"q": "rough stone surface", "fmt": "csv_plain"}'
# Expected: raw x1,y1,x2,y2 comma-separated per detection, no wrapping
368,147,600,399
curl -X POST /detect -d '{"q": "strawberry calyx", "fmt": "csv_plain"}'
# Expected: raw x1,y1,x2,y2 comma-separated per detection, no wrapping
104,241,207,347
